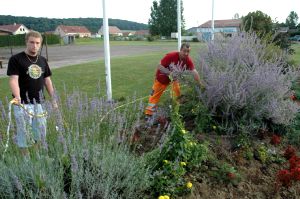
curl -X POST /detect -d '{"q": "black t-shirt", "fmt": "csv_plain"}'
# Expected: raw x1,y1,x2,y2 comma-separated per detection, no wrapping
7,51,52,104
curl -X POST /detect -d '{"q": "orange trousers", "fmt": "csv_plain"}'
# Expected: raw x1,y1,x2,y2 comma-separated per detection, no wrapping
145,79,180,115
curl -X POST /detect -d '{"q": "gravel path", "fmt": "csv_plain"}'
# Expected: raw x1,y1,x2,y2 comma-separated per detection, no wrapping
0,44,175,77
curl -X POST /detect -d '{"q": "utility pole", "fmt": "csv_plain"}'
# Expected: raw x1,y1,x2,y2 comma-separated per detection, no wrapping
102,0,112,101
177,0,181,51
211,0,215,41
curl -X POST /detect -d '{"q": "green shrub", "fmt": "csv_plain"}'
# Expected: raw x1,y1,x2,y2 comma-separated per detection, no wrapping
196,31,299,134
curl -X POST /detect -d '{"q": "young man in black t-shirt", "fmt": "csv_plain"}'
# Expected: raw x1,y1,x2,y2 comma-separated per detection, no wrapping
7,31,57,156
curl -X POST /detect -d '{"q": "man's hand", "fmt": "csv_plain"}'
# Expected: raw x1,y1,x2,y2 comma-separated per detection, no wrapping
11,97,21,105
198,82,206,91
51,99,58,110
200,84,206,91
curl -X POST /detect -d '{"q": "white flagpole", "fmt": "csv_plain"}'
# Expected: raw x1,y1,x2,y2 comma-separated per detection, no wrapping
102,0,112,101
211,0,215,41
177,0,181,51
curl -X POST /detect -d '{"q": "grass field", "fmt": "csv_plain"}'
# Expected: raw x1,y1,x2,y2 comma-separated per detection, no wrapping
0,41,203,101
0,41,299,102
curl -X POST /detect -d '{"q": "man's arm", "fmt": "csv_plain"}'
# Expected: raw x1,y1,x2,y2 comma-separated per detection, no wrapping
191,69,205,88
9,75,21,103
44,77,57,108
157,64,171,75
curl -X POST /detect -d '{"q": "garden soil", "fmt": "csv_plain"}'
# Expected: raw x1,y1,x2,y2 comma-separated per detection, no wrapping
133,115,300,199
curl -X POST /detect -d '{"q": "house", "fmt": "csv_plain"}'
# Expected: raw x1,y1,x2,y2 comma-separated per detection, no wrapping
55,25,91,44
98,26,123,37
186,27,198,35
197,19,241,40
0,23,29,35
135,30,150,37
122,30,136,37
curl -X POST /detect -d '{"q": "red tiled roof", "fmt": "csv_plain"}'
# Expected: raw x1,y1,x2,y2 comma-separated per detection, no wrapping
199,19,241,28
57,25,91,34
109,26,121,34
135,29,149,35
99,26,122,34
0,24,23,33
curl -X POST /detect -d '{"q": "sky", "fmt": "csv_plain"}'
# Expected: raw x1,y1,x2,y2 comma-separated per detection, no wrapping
0,0,299,29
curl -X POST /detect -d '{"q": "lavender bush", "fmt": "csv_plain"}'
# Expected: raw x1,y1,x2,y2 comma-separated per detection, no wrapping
0,87,151,198
196,32,299,134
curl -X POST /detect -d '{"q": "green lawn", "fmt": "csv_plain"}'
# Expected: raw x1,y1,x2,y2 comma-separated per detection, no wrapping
291,43,300,65
0,41,203,102
75,38,180,46
0,42,299,102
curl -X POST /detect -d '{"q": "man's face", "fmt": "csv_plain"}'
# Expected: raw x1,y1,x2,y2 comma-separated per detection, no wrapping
179,46,191,59
26,36,41,55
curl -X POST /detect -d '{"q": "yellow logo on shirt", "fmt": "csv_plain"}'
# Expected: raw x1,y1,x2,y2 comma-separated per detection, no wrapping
28,64,42,79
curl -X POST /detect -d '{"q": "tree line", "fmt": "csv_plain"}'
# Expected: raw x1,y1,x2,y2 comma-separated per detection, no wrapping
149,0,300,38
0,15,148,33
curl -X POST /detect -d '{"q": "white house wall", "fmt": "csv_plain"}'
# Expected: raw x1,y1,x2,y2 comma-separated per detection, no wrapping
13,25,29,35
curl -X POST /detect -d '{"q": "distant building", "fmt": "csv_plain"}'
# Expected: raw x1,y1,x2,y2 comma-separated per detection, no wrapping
55,25,91,44
197,19,241,41
186,27,198,35
135,29,150,37
122,30,136,37
276,27,289,33
0,23,29,35
98,26,123,37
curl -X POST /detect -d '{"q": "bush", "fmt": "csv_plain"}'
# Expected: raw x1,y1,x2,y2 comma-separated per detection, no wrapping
196,32,299,134
0,88,151,198
192,37,199,42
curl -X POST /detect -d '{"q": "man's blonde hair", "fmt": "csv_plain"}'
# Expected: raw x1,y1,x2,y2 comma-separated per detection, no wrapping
25,31,43,43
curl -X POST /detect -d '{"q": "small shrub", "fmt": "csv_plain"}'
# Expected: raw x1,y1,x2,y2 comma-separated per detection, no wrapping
192,37,199,42
196,31,299,134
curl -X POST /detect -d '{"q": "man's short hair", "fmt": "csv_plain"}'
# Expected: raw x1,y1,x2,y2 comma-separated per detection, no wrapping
180,42,190,50
25,31,43,43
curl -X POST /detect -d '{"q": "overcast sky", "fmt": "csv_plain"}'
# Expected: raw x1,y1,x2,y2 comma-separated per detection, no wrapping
1,0,299,29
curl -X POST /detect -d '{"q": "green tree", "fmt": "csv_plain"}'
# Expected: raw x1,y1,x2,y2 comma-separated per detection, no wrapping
285,11,299,29
148,1,160,35
148,0,185,37
242,11,273,36
0,15,148,33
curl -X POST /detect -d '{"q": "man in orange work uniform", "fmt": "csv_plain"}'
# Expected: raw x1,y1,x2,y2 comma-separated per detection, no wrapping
145,42,204,117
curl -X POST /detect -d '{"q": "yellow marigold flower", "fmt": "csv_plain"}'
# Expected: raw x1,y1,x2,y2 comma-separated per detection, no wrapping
180,161,187,166
212,125,217,130
181,129,187,134
158,196,164,199
189,141,196,146
163,160,169,164
186,182,193,189
164,196,170,199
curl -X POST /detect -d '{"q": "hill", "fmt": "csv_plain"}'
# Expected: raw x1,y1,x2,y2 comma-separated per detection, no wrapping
0,15,148,33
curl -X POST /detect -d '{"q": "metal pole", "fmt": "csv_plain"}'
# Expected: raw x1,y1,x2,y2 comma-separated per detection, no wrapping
44,33,49,61
177,0,181,51
102,0,112,101
211,0,215,41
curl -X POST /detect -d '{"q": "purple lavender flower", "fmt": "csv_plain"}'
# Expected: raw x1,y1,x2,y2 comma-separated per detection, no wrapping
71,154,78,172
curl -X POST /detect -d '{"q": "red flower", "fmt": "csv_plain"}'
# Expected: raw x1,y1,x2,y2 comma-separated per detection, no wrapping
277,169,292,187
284,145,296,160
290,94,297,101
289,155,300,170
291,168,300,181
131,131,140,143
270,134,281,145
227,172,235,179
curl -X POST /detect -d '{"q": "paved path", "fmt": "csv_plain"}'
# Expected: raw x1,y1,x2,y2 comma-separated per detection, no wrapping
0,44,175,77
